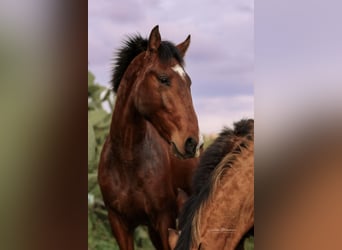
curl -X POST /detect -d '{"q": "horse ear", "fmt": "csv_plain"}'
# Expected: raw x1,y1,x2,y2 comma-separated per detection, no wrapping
177,35,191,58
148,25,161,52
168,228,180,250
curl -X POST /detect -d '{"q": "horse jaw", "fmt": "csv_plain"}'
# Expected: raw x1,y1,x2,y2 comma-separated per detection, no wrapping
171,142,187,159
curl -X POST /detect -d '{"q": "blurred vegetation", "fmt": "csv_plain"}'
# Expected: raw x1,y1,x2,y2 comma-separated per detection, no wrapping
202,134,216,149
88,70,253,249
244,235,254,250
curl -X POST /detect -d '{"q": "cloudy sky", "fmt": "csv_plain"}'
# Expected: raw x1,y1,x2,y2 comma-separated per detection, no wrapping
88,0,254,134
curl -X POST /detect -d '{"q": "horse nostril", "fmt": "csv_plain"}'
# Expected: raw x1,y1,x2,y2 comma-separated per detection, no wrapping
185,137,198,156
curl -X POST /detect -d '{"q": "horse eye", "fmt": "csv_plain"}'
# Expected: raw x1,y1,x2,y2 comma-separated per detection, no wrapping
158,75,170,86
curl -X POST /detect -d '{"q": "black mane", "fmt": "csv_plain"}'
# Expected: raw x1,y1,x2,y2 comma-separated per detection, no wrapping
175,119,254,250
111,34,184,93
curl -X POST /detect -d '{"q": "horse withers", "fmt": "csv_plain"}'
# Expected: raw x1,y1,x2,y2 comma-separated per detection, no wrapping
98,25,200,250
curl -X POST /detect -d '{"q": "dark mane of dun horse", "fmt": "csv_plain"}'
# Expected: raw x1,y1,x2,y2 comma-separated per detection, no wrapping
171,119,254,250
98,25,201,250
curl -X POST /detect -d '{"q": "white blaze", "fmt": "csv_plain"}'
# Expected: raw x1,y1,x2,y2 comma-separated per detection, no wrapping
195,133,204,157
172,64,186,80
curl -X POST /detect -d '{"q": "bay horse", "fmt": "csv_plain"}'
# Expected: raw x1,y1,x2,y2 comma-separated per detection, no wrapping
98,25,201,250
169,119,254,250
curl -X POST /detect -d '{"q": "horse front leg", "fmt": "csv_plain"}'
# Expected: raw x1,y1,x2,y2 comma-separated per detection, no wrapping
149,211,176,250
108,210,134,250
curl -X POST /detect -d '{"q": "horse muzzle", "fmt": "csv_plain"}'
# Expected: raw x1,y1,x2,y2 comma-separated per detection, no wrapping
171,135,203,159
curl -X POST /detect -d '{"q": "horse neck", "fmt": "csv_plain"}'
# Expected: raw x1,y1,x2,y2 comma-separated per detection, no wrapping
109,86,147,159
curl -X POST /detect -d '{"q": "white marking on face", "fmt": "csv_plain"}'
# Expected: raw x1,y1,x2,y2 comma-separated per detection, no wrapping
172,64,186,80
195,132,204,157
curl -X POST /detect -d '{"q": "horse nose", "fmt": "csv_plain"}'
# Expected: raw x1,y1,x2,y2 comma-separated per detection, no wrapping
184,137,198,156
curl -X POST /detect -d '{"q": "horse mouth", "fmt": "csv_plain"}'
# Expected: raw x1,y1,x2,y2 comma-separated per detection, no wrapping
171,142,192,159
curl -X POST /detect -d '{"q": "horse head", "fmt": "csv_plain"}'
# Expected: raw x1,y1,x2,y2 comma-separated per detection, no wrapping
133,25,200,159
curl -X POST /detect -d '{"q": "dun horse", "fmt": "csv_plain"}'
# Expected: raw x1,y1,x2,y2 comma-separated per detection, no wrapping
98,26,201,250
169,119,254,250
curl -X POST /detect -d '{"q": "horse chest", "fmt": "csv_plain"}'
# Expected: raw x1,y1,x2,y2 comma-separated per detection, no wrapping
108,158,173,214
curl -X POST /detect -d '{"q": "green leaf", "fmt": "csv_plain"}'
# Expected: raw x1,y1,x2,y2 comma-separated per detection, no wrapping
89,110,110,127
88,173,98,191
88,123,96,167
95,117,111,130
88,71,95,86
88,84,100,95
88,100,97,111
101,89,111,101
244,236,254,250
89,85,107,100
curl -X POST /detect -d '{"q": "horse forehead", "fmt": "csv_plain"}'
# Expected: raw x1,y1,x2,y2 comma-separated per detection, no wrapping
171,64,186,80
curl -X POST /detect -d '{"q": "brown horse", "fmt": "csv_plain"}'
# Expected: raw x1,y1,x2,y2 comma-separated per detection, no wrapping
98,26,201,250
170,119,254,250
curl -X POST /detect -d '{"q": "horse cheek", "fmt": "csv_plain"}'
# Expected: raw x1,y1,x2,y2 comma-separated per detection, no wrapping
135,83,159,116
